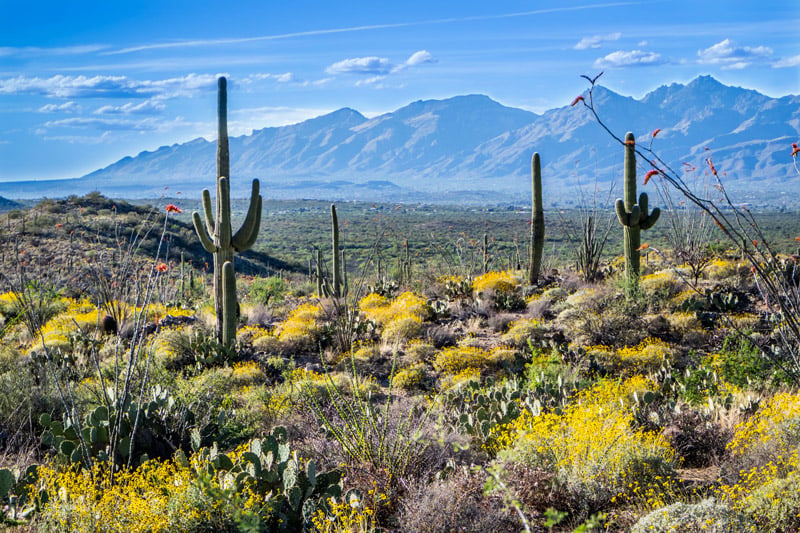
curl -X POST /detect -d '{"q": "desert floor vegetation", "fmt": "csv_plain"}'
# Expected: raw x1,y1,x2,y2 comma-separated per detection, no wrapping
2,184,800,532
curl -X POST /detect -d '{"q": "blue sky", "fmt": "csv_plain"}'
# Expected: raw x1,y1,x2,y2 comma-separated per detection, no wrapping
1,0,798,181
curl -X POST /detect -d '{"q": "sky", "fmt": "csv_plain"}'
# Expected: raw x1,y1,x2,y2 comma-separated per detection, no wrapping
1,0,798,182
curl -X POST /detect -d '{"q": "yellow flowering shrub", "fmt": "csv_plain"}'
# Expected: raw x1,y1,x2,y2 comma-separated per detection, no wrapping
393,363,429,391
438,368,481,390
404,341,436,363
726,392,800,460
359,291,429,325
381,314,422,342
497,376,676,507
639,270,682,297
500,318,547,348
600,337,674,375
706,258,742,280
433,346,494,375
312,495,376,533
35,459,230,533
231,361,265,386
359,291,429,342
471,271,519,294
277,302,323,344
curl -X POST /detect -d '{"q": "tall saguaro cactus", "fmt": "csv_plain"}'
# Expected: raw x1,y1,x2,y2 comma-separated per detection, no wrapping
615,132,659,291
193,77,262,347
529,152,545,284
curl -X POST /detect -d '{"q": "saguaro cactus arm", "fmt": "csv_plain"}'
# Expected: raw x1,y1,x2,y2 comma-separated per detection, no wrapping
232,179,262,251
193,211,216,253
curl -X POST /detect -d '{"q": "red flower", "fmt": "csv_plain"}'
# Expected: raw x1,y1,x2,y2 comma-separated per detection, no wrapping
651,128,661,138
155,262,168,272
644,169,659,185
55,223,63,229
165,204,182,213
750,266,757,274
636,243,649,251
792,143,799,157
752,240,758,247
706,158,718,176
625,139,635,145
571,95,585,106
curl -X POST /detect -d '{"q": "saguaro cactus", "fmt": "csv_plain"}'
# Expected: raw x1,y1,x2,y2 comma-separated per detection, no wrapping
318,204,347,298
615,132,659,291
529,152,545,284
193,77,262,347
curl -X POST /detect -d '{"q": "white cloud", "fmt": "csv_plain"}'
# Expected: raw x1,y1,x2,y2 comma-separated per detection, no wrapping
326,56,393,75
404,50,435,67
574,32,621,50
38,101,81,113
243,72,295,83
773,54,800,68
44,117,161,131
594,49,664,68
94,100,166,115
0,73,223,99
0,44,108,57
697,39,772,69
325,50,436,81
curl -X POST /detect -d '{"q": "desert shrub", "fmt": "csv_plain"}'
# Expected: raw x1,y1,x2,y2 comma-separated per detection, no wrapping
499,318,548,349
393,363,430,391
663,409,730,468
630,498,756,533
33,456,253,532
639,270,683,305
403,341,436,364
497,376,677,511
740,466,800,532
472,271,524,310
722,391,800,480
276,301,324,348
35,430,342,533
596,337,674,375
433,346,495,375
247,275,287,306
715,334,788,388
381,314,422,343
398,468,521,533
556,286,647,348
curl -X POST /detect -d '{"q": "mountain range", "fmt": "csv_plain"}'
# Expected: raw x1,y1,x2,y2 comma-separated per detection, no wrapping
1,76,797,205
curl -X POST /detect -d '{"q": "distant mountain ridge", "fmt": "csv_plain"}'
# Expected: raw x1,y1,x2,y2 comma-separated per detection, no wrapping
1,76,797,204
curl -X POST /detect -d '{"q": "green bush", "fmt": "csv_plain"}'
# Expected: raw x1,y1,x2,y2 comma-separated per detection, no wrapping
249,276,288,306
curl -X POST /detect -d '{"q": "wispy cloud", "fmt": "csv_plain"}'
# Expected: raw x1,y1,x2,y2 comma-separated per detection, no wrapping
0,73,223,99
326,56,394,75
773,54,800,68
104,2,644,55
44,117,162,131
242,72,295,83
37,101,82,113
326,50,436,85
42,132,113,145
94,99,166,115
574,32,621,50
697,39,772,70
594,49,665,68
0,44,108,57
